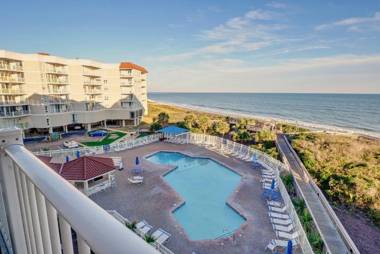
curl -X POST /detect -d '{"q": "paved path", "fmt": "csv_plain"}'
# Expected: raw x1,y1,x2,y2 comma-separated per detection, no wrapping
276,134,350,254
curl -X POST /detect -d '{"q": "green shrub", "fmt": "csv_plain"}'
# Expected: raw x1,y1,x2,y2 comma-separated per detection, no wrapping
144,235,155,243
150,122,162,132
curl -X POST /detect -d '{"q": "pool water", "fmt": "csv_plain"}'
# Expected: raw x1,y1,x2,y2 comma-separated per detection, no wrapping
147,151,245,240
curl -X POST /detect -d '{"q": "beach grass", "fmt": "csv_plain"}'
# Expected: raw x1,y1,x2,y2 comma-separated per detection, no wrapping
289,132,380,226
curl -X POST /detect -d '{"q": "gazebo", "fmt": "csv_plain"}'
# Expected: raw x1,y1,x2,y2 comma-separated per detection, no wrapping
157,125,189,139
38,155,116,196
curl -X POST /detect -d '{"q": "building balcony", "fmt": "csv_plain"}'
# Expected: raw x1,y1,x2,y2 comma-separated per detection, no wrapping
45,69,67,75
120,82,133,87
83,70,101,77
0,88,25,95
120,73,133,78
85,90,102,95
0,100,28,106
0,64,23,72
0,128,160,254
48,89,69,95
0,76,24,83
84,80,102,86
46,79,69,85
0,110,30,118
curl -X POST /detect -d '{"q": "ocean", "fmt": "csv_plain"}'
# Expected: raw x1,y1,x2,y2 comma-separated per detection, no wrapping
148,93,380,138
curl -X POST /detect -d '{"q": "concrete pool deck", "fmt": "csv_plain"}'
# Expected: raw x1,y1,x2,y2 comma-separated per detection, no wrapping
89,141,290,254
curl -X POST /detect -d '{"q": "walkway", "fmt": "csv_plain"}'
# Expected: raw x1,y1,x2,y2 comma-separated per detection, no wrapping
276,134,351,254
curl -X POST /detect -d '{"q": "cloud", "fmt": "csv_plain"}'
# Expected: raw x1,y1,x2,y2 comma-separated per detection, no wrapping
315,11,380,32
266,1,287,9
150,54,380,93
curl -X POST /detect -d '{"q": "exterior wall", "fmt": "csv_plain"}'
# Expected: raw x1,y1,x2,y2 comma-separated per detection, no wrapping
0,49,148,130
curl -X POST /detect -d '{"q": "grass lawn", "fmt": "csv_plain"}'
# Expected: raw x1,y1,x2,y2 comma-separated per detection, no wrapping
81,131,126,147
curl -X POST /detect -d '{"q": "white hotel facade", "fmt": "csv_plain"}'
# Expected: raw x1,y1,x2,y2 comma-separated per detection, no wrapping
0,50,148,135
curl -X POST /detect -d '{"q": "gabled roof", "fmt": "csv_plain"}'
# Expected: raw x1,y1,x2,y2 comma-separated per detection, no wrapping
38,156,115,181
119,62,148,74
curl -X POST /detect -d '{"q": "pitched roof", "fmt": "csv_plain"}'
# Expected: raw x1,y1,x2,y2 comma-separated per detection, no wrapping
119,62,148,74
38,156,115,181
158,125,189,135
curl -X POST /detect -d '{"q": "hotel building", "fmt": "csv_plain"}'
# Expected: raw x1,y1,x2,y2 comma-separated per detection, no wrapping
0,50,148,135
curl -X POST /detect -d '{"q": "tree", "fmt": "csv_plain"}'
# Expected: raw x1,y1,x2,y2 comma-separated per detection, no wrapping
237,118,248,130
239,130,252,143
184,114,196,129
157,112,169,126
197,115,210,134
213,121,230,137
150,122,162,131
255,130,275,142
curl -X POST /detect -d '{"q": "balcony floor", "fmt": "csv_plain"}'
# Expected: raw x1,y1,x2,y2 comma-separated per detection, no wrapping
89,142,290,254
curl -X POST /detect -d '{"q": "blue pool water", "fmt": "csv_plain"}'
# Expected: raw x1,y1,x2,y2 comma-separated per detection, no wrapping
147,151,245,240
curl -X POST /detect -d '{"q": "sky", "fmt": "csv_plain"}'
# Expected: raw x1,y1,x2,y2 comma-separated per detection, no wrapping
1,0,380,93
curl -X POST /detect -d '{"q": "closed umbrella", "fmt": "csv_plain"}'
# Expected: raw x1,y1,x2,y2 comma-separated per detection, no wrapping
65,155,70,163
76,150,80,158
286,240,293,254
271,179,276,190
134,156,141,174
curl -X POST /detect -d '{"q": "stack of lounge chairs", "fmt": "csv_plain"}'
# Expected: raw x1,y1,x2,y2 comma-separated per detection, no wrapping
136,220,171,246
265,201,299,252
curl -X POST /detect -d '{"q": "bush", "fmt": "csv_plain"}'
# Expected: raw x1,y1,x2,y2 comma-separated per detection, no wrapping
150,122,162,132
144,235,155,243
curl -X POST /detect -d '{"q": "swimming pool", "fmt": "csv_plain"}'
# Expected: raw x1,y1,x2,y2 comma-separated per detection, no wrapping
147,151,245,240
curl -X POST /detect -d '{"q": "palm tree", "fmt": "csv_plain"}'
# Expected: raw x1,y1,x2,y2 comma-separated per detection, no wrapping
157,112,169,126
214,120,230,137
197,115,210,134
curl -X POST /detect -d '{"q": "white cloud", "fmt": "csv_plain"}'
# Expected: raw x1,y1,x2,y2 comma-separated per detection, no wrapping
266,1,287,9
149,54,380,93
315,11,380,32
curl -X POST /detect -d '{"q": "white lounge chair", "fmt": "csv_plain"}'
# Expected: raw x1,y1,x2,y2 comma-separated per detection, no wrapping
136,220,152,236
273,223,294,233
152,228,171,244
263,183,278,190
276,231,299,240
269,212,290,220
270,218,293,226
269,205,287,213
128,176,143,184
267,200,283,207
266,239,298,252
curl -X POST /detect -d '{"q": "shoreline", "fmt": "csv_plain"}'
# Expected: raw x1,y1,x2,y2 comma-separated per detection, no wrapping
149,99,380,140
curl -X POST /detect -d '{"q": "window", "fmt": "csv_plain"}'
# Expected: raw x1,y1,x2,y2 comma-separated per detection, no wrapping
130,112,135,118
46,118,50,126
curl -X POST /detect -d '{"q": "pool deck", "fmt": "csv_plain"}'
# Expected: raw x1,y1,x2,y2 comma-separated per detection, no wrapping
90,141,289,254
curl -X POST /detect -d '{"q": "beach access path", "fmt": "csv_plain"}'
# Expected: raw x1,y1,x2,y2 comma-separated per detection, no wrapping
276,134,352,254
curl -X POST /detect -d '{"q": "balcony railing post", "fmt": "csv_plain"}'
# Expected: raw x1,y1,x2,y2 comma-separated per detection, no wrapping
0,128,27,254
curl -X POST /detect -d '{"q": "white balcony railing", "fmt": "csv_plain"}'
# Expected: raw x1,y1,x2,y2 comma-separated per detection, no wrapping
0,128,160,254
0,77,24,83
0,88,25,94
0,110,30,118
0,64,23,72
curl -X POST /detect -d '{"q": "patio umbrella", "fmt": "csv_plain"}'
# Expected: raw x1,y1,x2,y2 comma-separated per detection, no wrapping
286,240,293,254
271,179,276,190
134,156,142,174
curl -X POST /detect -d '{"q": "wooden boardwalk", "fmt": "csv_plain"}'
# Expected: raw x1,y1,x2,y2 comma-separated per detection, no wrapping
276,134,352,254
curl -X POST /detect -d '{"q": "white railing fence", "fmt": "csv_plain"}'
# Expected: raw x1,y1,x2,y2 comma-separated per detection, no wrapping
34,133,161,157
168,132,314,254
0,128,159,254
